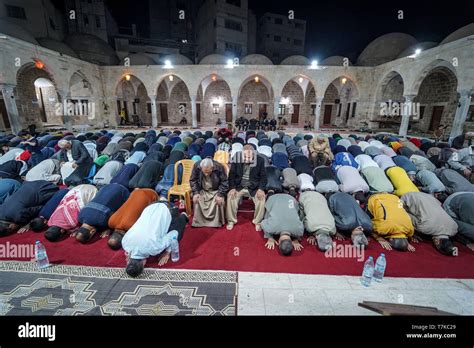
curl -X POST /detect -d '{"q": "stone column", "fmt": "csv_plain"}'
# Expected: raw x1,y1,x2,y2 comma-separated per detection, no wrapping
232,95,238,123
398,95,415,138
273,96,281,120
314,97,324,131
58,90,73,131
449,90,472,143
0,84,23,134
190,95,197,128
149,94,158,128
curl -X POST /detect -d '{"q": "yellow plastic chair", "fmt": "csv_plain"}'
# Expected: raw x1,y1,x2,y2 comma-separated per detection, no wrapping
213,150,230,175
168,159,195,215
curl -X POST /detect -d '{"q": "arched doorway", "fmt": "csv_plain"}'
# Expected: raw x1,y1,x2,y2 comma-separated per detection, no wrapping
199,74,232,125
115,75,151,126
323,77,359,127
238,75,273,121
375,71,405,131
68,71,94,124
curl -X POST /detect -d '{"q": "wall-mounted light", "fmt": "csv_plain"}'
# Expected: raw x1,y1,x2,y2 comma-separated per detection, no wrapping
124,74,131,81
211,75,217,82
169,75,174,81
408,48,422,59
310,60,318,69
226,59,234,68
164,60,173,69
341,77,347,85
298,77,304,84
35,60,45,70
254,76,259,83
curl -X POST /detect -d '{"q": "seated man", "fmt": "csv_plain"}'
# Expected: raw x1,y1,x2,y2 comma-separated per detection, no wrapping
308,135,333,167
336,165,369,194
313,166,339,193
386,166,419,197
0,181,59,236
282,168,300,196
58,139,93,187
443,192,474,250
43,185,98,241
368,193,416,252
108,188,158,249
436,168,474,194
122,202,189,277
179,116,188,125
328,192,373,247
299,190,336,251
190,158,228,228
401,192,458,256
447,145,473,179
76,183,130,243
226,145,267,231
25,158,62,184
257,193,304,256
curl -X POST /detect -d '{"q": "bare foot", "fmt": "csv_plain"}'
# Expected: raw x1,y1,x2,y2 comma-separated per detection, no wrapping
226,223,234,231
255,223,262,232
101,229,112,238
158,251,171,266
335,232,346,241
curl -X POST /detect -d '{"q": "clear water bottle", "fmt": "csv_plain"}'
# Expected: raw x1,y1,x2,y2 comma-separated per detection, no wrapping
170,236,180,262
35,241,50,269
360,256,374,287
373,253,386,283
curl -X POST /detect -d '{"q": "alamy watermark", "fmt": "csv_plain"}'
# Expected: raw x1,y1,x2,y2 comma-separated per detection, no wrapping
324,243,365,262
380,100,421,120
55,100,96,120
0,242,35,259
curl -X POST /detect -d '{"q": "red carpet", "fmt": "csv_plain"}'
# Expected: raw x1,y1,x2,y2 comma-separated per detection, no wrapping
3,206,474,279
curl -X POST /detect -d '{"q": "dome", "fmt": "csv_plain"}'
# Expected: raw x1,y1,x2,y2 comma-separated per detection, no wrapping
161,54,193,65
123,53,157,65
440,23,474,45
0,19,38,45
280,55,310,65
199,54,229,65
357,33,417,66
37,38,78,58
321,56,352,66
65,34,119,65
397,42,438,59
240,54,273,65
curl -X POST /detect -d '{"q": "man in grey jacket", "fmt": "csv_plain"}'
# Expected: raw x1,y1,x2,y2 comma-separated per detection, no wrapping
447,145,474,180
58,139,93,187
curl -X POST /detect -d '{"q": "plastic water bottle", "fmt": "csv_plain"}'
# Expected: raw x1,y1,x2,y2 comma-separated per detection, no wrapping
373,253,387,283
170,236,180,262
360,256,374,287
35,241,50,269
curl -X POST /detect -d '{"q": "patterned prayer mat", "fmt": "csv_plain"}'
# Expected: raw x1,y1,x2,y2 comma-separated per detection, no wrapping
0,261,237,316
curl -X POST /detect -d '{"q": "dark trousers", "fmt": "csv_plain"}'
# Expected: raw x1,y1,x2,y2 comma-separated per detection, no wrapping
168,211,187,241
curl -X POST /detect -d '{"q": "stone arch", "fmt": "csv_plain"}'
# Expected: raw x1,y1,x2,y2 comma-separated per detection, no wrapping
168,80,191,125
322,76,359,127
198,74,232,125
281,79,305,126
413,65,458,134
237,75,274,119
115,74,150,125
409,59,457,96
15,62,61,126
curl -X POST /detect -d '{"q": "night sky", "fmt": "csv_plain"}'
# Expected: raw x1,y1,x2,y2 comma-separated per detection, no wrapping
58,0,474,61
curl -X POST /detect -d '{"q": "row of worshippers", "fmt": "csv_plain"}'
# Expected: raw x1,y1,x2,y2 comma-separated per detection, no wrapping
1,127,474,274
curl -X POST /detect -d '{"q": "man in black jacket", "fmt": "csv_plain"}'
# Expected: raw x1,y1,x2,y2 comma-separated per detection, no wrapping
58,139,93,187
190,158,229,228
0,180,59,236
226,145,267,230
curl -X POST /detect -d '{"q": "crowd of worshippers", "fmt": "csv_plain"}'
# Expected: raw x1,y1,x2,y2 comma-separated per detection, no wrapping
0,127,474,277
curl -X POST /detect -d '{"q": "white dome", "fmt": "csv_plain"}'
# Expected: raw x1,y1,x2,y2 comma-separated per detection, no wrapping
161,54,193,65
37,38,78,58
123,53,157,65
440,23,474,44
240,54,273,65
321,56,352,66
65,34,119,65
357,33,417,66
199,54,229,65
280,55,310,65
0,19,38,44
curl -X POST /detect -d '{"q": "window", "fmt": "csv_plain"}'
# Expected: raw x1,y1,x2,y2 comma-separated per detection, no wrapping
311,104,316,116
468,105,474,121
351,102,357,118
294,39,303,46
96,15,101,28
275,18,283,25
279,104,286,115
274,36,281,42
419,105,425,120
337,104,342,117
225,19,242,32
212,104,220,114
226,0,241,7
6,5,26,19
345,103,350,119
244,103,253,114
147,103,152,113
83,15,89,26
